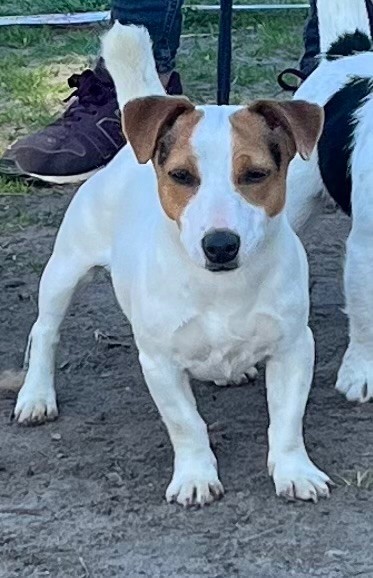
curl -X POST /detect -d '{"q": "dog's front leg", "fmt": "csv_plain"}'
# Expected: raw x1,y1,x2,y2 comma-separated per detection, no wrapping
266,327,331,502
15,252,93,424
139,352,224,506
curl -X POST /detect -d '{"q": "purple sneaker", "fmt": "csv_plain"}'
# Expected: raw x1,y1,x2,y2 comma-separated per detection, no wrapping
0,67,182,184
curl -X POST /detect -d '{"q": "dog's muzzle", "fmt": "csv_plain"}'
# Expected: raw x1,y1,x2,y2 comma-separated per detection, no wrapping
202,229,240,272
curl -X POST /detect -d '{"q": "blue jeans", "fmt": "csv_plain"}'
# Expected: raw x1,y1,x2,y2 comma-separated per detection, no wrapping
111,0,184,74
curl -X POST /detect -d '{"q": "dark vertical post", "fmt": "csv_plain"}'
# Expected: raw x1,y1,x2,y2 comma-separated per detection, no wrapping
217,0,233,105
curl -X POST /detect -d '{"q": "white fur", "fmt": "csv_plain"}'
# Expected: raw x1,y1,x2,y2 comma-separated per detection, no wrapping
102,22,165,108
286,1,373,402
14,24,330,506
318,0,371,54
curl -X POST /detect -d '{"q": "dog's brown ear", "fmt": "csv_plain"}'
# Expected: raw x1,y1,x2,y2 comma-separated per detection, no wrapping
249,99,324,160
122,95,195,164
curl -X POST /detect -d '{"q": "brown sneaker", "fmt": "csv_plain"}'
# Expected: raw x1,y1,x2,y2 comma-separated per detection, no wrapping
0,67,182,185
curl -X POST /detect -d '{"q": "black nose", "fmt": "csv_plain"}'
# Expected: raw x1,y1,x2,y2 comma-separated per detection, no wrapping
202,229,240,266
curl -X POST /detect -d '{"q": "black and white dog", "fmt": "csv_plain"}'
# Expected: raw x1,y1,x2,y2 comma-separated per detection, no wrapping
286,0,373,403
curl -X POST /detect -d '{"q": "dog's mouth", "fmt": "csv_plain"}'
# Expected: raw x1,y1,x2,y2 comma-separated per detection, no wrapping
205,259,239,272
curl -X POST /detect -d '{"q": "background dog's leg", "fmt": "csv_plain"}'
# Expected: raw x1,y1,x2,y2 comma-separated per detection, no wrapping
336,223,373,402
139,353,224,507
15,251,93,425
266,327,330,502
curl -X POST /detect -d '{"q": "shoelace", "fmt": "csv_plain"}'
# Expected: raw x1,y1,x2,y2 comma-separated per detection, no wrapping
60,69,116,123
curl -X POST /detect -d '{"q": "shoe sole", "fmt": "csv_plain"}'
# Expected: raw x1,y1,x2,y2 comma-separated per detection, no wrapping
0,158,101,185
28,168,100,185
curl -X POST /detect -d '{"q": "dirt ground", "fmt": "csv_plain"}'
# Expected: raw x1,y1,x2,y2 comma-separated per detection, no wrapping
0,187,372,578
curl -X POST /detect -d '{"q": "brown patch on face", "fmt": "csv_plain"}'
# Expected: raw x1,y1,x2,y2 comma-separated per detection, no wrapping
230,109,291,217
153,109,203,222
250,99,324,161
230,100,324,217
122,96,203,223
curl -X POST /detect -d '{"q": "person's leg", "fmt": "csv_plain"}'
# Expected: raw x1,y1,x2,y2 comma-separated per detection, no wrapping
368,0,373,31
299,0,319,76
0,0,183,184
112,0,184,84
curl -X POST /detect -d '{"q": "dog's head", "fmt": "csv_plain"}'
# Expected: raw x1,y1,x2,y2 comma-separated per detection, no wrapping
122,96,323,272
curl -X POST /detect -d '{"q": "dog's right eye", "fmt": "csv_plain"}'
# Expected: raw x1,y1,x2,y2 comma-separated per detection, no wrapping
239,169,269,185
168,169,199,187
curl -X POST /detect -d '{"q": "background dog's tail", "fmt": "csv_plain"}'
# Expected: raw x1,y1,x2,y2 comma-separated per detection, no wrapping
318,0,372,59
102,22,165,110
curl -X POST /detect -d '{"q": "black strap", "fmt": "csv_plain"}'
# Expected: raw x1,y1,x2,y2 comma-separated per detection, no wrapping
277,68,307,92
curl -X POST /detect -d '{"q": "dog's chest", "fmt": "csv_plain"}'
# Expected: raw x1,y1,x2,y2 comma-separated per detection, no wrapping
171,307,283,382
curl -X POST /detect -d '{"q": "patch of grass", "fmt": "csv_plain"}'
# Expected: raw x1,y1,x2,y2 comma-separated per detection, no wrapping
0,29,100,153
0,25,102,53
179,13,303,104
336,469,373,490
0,57,75,148
0,1,109,17
1,58,65,108
0,26,54,49
0,176,31,196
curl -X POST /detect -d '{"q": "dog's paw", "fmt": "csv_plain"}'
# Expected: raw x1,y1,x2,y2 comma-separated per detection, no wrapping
166,459,224,507
14,385,58,425
214,367,258,387
336,346,373,402
269,450,331,503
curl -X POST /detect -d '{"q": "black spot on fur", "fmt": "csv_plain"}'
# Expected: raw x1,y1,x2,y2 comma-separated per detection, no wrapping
318,77,372,215
326,30,372,60
269,142,281,170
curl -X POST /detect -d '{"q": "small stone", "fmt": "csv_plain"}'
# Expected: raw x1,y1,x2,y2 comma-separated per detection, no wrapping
105,472,124,487
51,433,61,441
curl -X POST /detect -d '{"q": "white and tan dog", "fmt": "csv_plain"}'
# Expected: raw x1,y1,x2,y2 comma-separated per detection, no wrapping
13,24,330,506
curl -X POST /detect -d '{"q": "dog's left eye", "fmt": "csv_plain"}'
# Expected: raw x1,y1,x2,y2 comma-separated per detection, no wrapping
239,170,269,185
168,169,199,187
